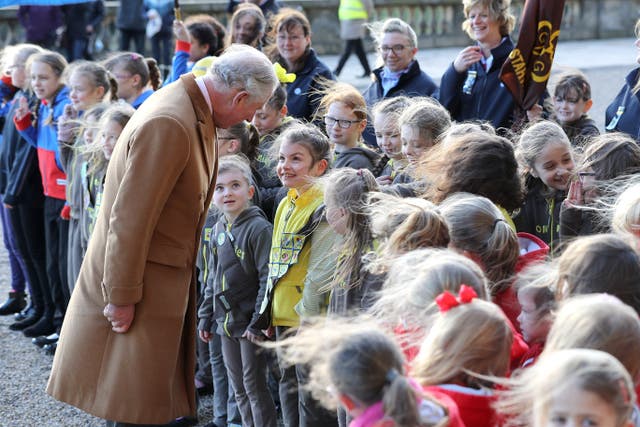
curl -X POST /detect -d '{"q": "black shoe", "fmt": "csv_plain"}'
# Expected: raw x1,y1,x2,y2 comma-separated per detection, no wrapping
0,291,27,316
22,317,55,338
196,383,213,397
167,416,198,426
201,423,223,427
9,312,41,331
43,341,57,356
32,332,59,348
14,305,35,322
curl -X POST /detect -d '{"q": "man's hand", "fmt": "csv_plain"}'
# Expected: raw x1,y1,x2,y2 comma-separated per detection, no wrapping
103,303,135,333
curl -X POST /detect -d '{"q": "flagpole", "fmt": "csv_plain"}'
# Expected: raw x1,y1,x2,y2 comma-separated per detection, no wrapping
174,0,181,21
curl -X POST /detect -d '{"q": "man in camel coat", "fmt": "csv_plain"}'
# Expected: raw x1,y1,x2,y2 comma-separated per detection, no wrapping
46,44,277,426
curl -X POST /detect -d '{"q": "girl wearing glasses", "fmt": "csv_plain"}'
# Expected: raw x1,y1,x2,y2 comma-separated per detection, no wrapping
266,8,334,122
318,82,380,173
103,51,161,108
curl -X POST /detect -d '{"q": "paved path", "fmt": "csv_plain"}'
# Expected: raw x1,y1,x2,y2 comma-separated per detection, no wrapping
0,37,636,426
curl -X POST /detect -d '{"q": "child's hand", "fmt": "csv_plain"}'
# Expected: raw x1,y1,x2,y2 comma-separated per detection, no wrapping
14,96,30,121
173,20,190,43
526,104,544,122
242,329,265,344
262,326,274,339
376,175,393,186
453,46,483,73
563,178,584,208
199,329,212,343
58,104,79,143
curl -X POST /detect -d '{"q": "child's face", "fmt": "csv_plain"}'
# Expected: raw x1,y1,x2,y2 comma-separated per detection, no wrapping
30,61,62,102
101,120,124,160
233,14,260,47
277,140,326,190
531,142,575,191
538,384,622,427
325,195,349,235
325,102,366,148
374,113,403,159
9,56,27,89
69,72,104,111
82,114,99,146
252,104,283,136
213,169,254,221
111,64,139,102
189,38,209,62
516,290,550,345
401,124,434,164
553,89,592,125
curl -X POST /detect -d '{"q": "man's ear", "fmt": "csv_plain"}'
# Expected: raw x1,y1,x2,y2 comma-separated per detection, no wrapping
232,90,250,107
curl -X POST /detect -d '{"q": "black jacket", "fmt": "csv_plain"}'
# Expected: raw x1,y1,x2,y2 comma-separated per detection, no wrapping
439,38,517,130
1,91,45,207
605,68,640,140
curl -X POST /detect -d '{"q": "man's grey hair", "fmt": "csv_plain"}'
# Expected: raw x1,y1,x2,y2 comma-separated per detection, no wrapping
210,44,278,102
367,18,418,49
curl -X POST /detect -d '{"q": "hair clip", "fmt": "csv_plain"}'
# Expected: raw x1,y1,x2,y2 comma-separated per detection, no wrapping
435,285,477,313
384,368,399,385
131,53,141,61
273,62,296,84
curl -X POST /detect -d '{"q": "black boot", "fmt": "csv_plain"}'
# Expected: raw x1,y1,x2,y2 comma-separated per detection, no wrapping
9,310,41,331
0,291,27,316
22,316,55,338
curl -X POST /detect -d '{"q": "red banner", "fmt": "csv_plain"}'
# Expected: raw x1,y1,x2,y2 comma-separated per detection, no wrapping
500,0,566,111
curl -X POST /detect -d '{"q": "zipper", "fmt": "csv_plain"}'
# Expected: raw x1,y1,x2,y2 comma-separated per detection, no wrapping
222,222,232,337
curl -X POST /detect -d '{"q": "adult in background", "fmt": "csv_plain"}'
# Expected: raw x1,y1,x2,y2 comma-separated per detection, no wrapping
62,1,105,61
605,18,640,140
144,0,175,77
362,18,438,145
333,0,374,78
17,6,64,50
267,8,335,122
439,0,518,131
227,0,281,20
116,0,147,55
46,44,278,427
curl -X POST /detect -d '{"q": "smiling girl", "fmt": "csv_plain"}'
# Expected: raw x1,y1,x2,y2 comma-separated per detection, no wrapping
250,123,340,427
514,120,576,253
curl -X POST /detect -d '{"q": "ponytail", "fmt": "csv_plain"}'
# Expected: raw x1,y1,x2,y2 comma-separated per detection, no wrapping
382,369,421,427
107,75,118,101
145,57,161,91
483,218,519,294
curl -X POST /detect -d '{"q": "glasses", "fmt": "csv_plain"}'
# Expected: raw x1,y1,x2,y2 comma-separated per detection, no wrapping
324,116,362,129
578,171,595,181
379,44,410,55
113,73,132,81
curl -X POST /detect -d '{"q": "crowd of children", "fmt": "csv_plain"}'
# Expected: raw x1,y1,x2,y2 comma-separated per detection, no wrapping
2,2,640,427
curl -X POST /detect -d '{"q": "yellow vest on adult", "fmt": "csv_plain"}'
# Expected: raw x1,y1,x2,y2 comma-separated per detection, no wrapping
339,0,368,21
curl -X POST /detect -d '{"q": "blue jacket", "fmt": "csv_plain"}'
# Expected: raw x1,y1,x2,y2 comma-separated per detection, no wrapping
15,86,71,200
439,38,516,131
282,49,334,122
362,60,438,146
1,91,45,207
605,68,640,140
164,40,192,85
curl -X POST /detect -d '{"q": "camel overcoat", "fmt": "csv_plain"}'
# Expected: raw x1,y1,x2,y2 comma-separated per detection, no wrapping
47,74,218,424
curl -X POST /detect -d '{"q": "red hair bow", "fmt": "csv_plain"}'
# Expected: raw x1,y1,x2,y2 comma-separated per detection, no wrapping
435,285,478,313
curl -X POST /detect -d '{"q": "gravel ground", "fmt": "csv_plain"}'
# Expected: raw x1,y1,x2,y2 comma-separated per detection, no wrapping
0,240,215,427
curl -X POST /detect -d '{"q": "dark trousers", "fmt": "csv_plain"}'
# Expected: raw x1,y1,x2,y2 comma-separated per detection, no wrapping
0,197,27,293
275,326,299,427
151,32,172,72
296,363,338,427
119,29,146,56
43,196,70,318
8,202,50,316
221,334,278,427
334,38,371,76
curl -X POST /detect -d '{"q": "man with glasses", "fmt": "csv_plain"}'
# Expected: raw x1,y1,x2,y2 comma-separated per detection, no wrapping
362,18,439,146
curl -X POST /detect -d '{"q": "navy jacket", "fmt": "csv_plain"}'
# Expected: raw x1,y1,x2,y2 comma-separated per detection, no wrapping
605,68,640,140
362,60,438,145
439,38,516,130
1,91,45,207
282,49,334,122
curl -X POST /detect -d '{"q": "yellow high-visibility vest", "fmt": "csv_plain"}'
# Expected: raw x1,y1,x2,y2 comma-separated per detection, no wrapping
339,0,368,20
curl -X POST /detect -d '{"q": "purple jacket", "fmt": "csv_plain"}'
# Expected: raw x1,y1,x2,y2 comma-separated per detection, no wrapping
18,6,63,44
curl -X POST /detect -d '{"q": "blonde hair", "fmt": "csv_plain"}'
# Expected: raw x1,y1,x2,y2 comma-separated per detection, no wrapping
269,318,447,427
217,154,254,188
439,193,519,295
371,249,489,333
514,263,556,315
556,233,640,315
322,168,379,292
413,298,512,387
368,194,449,264
495,349,636,427
611,179,640,236
545,294,640,380
516,120,573,189
398,97,451,143
462,0,516,38
84,103,135,175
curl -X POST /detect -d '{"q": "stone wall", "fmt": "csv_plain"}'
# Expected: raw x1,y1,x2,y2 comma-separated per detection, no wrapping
1,0,639,55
